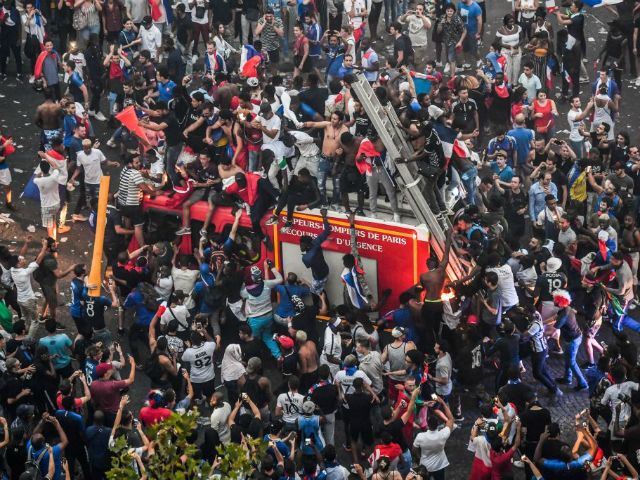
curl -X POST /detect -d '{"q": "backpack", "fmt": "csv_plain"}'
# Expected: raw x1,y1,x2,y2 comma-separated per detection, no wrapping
138,283,162,312
202,284,223,309
144,350,164,382
25,446,47,480
401,33,414,60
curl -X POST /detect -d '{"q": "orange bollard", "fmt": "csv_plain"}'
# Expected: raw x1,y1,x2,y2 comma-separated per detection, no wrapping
87,176,110,297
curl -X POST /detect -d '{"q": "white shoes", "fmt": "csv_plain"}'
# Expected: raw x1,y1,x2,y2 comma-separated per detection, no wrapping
444,63,451,73
106,139,117,148
89,111,107,121
393,213,401,222
635,77,640,87
462,63,471,69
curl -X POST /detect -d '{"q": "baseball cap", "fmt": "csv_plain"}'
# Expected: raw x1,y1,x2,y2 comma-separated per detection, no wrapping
391,327,407,338
246,357,262,374
277,335,294,349
247,77,259,88
265,7,274,14
496,150,508,158
16,405,35,417
302,401,315,414
142,15,152,25
95,362,114,377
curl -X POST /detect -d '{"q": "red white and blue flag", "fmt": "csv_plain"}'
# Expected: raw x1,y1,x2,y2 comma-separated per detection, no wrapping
433,123,471,161
240,45,262,78
409,71,437,95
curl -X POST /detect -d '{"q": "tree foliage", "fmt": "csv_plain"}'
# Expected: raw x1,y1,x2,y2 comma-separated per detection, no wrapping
106,409,267,479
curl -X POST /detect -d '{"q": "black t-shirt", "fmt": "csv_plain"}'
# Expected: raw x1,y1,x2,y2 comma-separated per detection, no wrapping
6,442,26,480
393,35,413,65
175,14,193,46
230,418,262,443
455,342,482,386
310,383,338,414
298,87,329,120
550,169,567,205
281,351,299,378
379,419,408,451
222,272,244,304
153,242,173,268
504,189,528,223
520,406,552,445
451,99,478,133
104,205,124,247
498,382,533,414
189,161,219,184
567,13,584,41
111,262,136,297
241,338,263,363
160,112,182,147
536,272,567,302
541,437,569,460
6,338,22,355
37,254,58,287
83,296,110,330
292,306,319,346
115,90,145,111
353,111,373,137
345,392,373,426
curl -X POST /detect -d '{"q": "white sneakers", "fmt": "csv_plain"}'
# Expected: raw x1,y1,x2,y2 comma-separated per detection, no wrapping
89,111,107,122
444,64,451,73
106,139,117,148
635,77,640,87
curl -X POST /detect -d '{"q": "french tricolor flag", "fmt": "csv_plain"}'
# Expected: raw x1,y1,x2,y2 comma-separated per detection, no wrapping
582,0,621,6
240,45,262,78
433,122,471,163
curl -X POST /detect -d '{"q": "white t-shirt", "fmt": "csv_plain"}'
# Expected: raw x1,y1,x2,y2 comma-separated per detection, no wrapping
63,52,86,82
567,109,584,142
155,276,173,300
210,402,232,442
414,427,451,471
334,370,371,407
160,303,189,331
602,381,640,439
149,159,165,187
344,0,370,28
320,328,342,377
77,148,107,184
11,262,39,303
517,73,542,105
402,14,430,47
34,170,60,207
435,353,452,396
182,342,217,383
486,264,519,308
189,0,209,24
276,391,305,424
139,25,162,59
258,115,281,144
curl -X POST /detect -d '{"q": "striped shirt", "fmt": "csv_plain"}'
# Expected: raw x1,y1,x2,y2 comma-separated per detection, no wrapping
118,165,145,206
527,312,547,353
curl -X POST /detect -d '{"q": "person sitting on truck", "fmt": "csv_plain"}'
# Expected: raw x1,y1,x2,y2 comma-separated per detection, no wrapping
300,208,332,297
225,172,280,252
266,168,322,232
176,151,222,237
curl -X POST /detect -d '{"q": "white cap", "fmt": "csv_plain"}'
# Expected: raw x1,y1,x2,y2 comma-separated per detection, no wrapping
546,257,562,273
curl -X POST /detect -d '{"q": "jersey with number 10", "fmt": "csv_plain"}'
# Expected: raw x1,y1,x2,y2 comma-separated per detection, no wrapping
182,342,217,383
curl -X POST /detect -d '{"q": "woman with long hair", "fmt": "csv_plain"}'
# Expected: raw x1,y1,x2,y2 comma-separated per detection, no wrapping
212,22,238,72
531,90,558,142
495,14,524,86
511,85,531,126
293,23,311,77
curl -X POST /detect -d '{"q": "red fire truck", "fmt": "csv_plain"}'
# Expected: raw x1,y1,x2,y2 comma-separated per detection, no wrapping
136,194,430,310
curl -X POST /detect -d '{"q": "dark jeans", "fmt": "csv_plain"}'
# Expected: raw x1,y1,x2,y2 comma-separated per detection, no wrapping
73,176,87,215
563,336,587,387
129,323,150,363
249,179,279,240
66,445,92,480
4,286,21,318
275,188,314,224
0,43,22,75
422,172,445,215
426,468,446,480
45,83,62,101
531,348,557,393
224,379,239,405
58,26,76,55
89,78,103,113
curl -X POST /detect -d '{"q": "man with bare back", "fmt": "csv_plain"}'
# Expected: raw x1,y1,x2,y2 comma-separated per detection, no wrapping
418,229,453,354
304,111,349,209
620,214,640,298
296,329,319,393
35,88,65,152
335,132,365,215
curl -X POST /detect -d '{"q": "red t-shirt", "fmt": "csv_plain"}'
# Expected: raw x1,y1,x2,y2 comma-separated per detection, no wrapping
225,172,260,205
138,406,172,427
489,447,515,480
56,392,83,412
89,379,127,414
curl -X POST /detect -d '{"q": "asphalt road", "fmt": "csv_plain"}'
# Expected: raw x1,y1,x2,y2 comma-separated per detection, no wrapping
0,2,637,477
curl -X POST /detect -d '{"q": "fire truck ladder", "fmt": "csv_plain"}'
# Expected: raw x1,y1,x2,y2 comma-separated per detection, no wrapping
350,73,466,281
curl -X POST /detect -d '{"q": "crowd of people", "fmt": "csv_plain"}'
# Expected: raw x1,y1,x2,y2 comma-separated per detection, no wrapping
2,0,640,478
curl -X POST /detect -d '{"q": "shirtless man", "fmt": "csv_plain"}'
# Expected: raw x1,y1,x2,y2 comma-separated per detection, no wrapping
334,132,365,215
35,89,65,152
210,110,246,169
304,112,349,208
620,214,640,297
296,330,319,393
418,229,453,354
147,329,180,391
